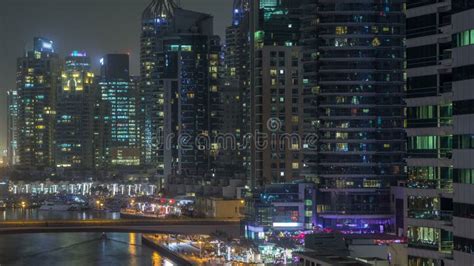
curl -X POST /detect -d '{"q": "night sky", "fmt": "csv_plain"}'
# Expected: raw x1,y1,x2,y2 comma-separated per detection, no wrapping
0,0,233,150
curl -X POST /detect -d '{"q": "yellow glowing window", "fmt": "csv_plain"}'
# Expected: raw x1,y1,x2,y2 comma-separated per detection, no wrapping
292,162,299,169
335,132,348,139
335,26,348,35
372,37,381,47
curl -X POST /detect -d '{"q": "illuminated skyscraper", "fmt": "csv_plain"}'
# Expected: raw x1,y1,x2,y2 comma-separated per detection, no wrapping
7,89,19,166
243,0,305,186
99,54,140,167
140,0,221,178
302,1,406,233
394,1,474,265
451,2,474,264
55,51,95,170
17,37,61,169
140,0,179,169
218,0,251,178
224,0,249,79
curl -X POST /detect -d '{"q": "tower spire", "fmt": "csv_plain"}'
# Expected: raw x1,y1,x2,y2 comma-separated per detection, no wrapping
142,0,178,20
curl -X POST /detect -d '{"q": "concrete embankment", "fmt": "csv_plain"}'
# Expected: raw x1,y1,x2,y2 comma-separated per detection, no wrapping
141,235,194,266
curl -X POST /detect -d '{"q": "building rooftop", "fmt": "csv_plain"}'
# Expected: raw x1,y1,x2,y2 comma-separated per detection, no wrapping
294,252,372,266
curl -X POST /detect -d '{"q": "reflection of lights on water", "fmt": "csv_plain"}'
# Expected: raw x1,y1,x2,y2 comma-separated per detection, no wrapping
129,233,137,256
163,259,174,266
151,252,162,265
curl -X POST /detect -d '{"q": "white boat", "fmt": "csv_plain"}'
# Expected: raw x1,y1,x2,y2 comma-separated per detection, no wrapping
39,200,75,211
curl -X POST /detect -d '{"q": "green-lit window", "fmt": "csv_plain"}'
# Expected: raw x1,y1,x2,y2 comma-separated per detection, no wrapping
463,30,470,46
409,136,437,150
454,169,474,184
407,226,440,248
454,29,474,47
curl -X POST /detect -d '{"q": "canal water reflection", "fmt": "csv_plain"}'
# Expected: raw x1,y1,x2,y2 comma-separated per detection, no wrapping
0,232,169,266
0,210,173,266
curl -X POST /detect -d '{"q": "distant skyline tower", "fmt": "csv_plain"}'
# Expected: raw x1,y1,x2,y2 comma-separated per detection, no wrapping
99,54,140,167
140,0,221,179
55,51,95,170
16,37,61,169
7,89,19,166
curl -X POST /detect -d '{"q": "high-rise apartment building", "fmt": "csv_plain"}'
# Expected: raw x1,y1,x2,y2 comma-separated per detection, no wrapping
55,51,95,170
451,1,474,263
140,0,179,169
242,0,305,187
224,0,249,80
400,1,454,265
215,79,243,176
396,2,474,265
140,0,221,179
302,1,406,233
17,37,61,169
224,0,251,180
99,54,140,167
7,89,19,166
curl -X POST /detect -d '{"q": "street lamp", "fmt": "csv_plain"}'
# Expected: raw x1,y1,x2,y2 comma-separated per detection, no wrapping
198,241,202,258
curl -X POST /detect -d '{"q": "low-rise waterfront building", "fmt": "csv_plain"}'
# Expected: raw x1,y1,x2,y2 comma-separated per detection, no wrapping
243,181,316,241
195,197,245,219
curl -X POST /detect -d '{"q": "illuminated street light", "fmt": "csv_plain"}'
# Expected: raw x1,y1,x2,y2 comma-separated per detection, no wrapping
198,240,202,258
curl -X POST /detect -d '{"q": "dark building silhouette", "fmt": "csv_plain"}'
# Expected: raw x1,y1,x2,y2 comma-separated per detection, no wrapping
140,0,221,179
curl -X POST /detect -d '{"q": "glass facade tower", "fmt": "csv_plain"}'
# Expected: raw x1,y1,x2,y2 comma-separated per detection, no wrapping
55,52,95,170
7,89,19,166
141,0,221,179
17,37,61,169
99,54,140,167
